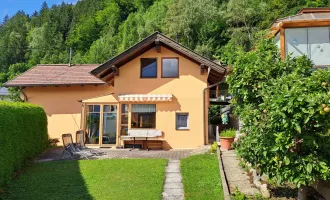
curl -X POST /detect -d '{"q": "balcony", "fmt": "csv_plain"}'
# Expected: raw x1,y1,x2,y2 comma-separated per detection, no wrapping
209,90,231,104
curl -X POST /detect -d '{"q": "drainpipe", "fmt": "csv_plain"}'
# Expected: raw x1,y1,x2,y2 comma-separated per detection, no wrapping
203,68,227,145
20,86,28,102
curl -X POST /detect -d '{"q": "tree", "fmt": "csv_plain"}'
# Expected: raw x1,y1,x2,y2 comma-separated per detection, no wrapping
227,39,330,192
6,63,31,101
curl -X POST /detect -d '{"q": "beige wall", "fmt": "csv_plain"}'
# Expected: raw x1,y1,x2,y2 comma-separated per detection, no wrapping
24,85,114,144
113,46,208,149
24,46,209,149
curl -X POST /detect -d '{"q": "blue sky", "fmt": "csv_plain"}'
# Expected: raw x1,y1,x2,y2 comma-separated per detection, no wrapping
1,0,78,20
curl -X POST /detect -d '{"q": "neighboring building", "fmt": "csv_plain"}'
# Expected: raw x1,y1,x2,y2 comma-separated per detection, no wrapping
0,87,10,101
271,8,330,67
4,32,226,149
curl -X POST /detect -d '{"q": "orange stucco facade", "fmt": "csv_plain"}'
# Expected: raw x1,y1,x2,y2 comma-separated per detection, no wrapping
23,46,210,149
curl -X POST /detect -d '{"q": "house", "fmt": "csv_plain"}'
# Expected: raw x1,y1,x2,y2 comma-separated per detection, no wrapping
4,32,226,149
271,7,330,66
0,87,10,101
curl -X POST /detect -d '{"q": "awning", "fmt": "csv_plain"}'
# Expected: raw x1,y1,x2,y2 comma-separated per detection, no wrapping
118,94,173,102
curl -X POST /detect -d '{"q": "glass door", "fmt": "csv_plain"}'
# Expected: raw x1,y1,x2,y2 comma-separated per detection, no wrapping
86,105,101,144
102,105,117,145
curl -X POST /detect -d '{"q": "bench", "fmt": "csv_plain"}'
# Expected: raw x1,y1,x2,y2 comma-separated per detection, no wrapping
121,129,163,150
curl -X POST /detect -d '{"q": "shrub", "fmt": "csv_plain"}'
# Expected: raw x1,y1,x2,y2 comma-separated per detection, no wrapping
210,141,218,153
227,38,330,189
0,102,48,189
220,128,236,137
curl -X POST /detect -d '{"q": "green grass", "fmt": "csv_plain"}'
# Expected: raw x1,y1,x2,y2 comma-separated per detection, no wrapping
181,153,224,200
2,159,167,200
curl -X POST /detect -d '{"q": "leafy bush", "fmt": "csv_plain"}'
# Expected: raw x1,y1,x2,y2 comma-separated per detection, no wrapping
0,102,48,189
210,141,218,153
209,105,222,125
220,128,236,137
227,38,330,188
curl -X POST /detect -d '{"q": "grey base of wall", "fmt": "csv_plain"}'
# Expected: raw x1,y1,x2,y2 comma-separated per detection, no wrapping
216,146,231,200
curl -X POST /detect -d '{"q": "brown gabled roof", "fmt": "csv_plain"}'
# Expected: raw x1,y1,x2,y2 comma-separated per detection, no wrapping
4,64,105,87
91,32,226,84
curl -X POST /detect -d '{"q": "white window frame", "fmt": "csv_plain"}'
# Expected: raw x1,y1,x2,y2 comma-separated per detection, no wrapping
176,113,189,130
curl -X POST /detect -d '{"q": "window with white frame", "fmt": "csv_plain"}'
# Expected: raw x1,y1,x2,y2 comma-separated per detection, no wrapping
176,113,189,130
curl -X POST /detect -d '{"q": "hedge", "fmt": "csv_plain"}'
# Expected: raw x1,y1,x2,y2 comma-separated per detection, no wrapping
0,101,48,189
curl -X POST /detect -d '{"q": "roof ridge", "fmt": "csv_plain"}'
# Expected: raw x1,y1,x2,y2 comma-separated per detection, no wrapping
37,64,101,66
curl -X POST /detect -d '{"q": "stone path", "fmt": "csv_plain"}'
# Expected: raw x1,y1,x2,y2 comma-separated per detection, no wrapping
162,160,184,200
221,150,260,195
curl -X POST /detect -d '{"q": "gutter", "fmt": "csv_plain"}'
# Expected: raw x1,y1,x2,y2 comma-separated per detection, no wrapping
20,86,28,102
203,67,227,145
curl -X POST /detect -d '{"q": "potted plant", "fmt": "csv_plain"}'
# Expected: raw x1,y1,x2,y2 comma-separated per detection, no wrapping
220,128,236,150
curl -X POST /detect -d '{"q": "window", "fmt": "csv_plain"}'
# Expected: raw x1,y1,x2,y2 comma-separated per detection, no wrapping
131,104,156,128
141,58,157,78
162,58,179,78
120,104,129,135
176,113,189,130
284,27,330,65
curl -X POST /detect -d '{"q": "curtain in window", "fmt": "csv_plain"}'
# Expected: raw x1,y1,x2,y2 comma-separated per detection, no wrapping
132,104,156,113
177,115,188,128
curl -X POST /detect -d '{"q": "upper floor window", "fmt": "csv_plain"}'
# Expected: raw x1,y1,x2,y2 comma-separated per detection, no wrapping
141,58,157,78
284,27,330,66
162,58,179,78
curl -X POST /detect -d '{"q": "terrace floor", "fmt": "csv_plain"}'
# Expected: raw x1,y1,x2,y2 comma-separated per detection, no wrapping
35,147,208,162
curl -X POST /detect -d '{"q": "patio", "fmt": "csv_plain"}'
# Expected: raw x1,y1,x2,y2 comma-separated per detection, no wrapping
35,147,198,162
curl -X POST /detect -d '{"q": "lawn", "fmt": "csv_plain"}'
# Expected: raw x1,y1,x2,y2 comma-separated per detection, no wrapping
2,159,167,200
181,153,224,200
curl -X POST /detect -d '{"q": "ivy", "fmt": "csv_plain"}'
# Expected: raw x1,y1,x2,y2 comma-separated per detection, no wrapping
227,38,330,188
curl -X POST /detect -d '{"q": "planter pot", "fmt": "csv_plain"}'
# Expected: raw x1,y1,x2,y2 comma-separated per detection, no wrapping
88,138,97,144
220,137,235,150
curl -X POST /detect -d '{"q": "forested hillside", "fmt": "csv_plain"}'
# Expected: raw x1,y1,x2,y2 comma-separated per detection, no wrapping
0,0,328,86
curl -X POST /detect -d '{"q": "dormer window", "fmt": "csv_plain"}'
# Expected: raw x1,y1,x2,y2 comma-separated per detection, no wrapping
141,58,157,78
162,58,179,78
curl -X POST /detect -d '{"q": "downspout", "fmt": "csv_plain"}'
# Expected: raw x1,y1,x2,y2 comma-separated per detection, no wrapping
20,86,28,102
203,68,227,145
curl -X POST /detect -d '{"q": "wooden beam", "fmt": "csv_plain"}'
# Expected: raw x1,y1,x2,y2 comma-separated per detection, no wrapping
111,65,119,76
216,84,219,98
99,66,112,78
282,20,330,28
200,64,206,75
280,28,285,59
155,39,161,53
103,73,114,82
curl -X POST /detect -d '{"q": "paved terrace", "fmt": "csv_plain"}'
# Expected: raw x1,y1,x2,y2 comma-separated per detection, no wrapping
35,147,207,162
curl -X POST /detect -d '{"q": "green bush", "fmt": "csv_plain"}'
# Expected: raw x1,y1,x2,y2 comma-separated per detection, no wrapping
210,141,218,153
0,101,48,189
220,128,236,137
227,38,330,188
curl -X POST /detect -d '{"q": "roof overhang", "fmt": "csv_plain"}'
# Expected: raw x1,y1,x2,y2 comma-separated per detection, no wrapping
90,32,226,84
271,19,330,35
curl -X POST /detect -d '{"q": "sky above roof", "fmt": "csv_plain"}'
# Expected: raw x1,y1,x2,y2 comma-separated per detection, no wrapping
1,0,78,20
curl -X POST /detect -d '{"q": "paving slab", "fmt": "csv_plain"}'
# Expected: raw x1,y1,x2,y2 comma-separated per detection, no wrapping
221,150,260,196
162,160,184,200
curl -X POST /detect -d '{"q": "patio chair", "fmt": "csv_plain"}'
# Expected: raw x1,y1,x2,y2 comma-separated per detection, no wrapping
75,130,106,155
60,133,95,160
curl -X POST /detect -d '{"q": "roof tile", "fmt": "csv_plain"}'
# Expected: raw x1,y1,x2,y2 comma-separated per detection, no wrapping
4,64,105,87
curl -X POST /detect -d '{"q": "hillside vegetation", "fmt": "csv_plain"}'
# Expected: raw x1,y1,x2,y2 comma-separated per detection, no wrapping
0,0,328,93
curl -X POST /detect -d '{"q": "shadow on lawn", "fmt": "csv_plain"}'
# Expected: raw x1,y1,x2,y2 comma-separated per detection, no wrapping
2,160,93,200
